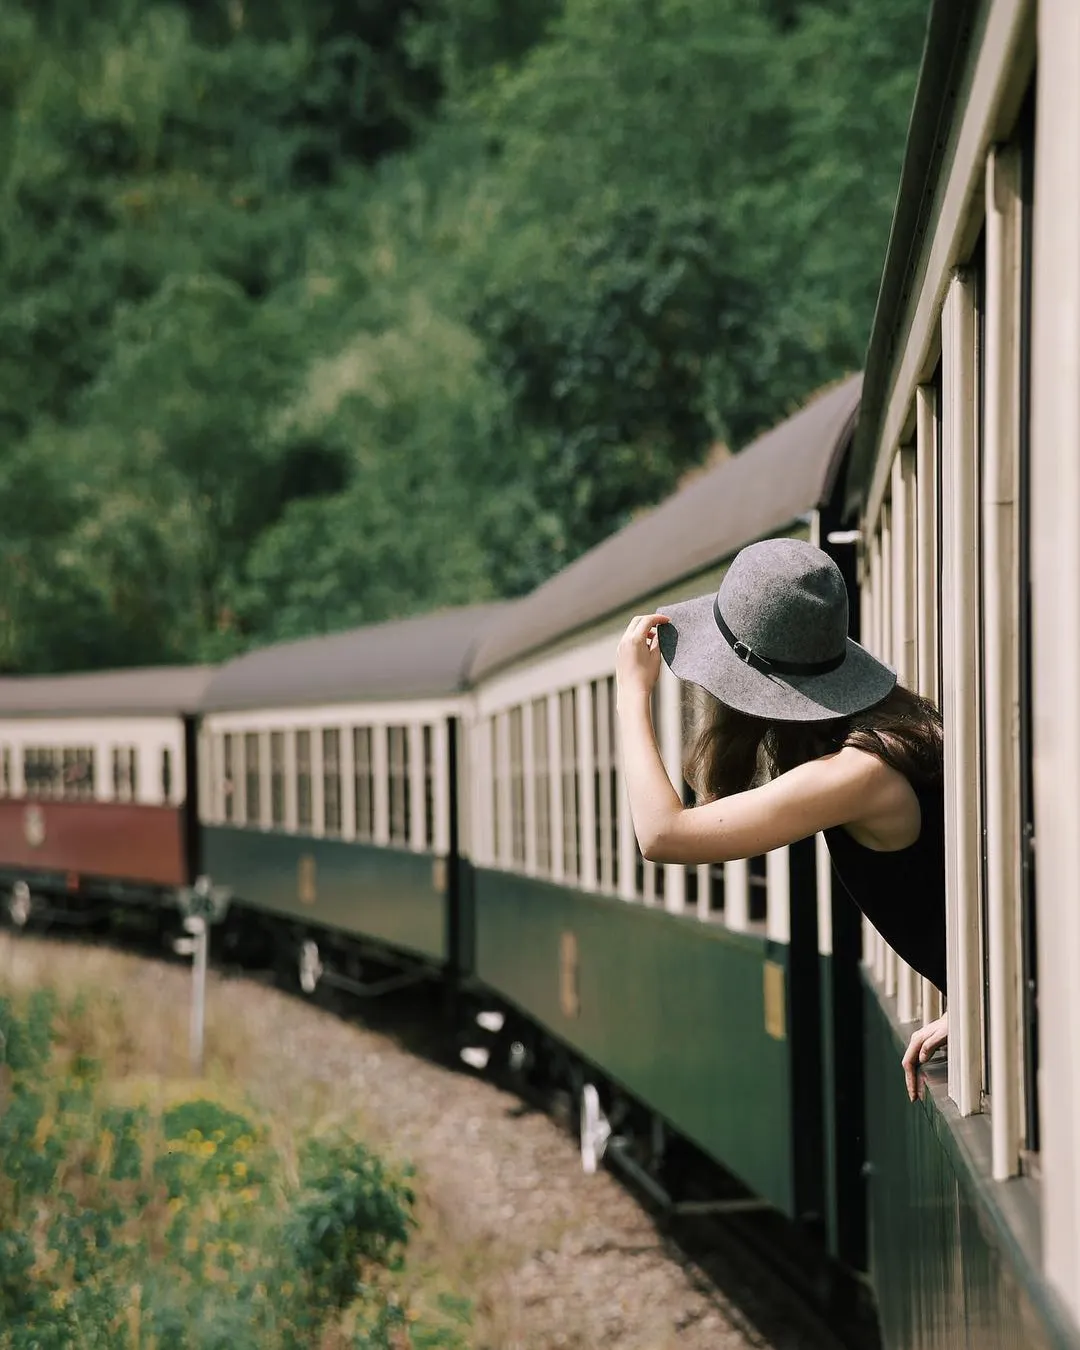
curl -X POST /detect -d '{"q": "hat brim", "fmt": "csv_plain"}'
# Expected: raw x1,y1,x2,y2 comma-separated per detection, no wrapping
656,592,896,723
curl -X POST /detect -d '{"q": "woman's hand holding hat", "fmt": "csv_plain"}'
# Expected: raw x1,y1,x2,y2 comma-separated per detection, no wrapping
616,614,669,705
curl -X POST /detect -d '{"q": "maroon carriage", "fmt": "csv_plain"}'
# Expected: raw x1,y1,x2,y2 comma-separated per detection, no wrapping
0,667,212,927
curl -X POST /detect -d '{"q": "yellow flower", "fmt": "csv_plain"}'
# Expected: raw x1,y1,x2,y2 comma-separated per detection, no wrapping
184,1236,200,1254
167,1197,186,1214
50,1289,71,1311
200,1140,217,1157
232,1162,247,1179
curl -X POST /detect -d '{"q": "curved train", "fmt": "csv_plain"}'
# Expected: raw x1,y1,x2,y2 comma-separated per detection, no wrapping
2,4,1079,1347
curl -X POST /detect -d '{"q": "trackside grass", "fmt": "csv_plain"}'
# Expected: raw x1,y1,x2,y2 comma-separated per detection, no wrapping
0,942,472,1350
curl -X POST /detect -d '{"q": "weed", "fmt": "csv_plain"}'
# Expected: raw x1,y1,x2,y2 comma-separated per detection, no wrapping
0,987,472,1349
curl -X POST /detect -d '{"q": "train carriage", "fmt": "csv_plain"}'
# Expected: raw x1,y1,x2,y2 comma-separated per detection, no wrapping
463,376,866,1243
196,604,505,994
849,1,1080,1346
0,666,212,928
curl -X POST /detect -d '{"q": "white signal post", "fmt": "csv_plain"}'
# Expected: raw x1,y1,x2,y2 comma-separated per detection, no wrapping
174,876,215,1073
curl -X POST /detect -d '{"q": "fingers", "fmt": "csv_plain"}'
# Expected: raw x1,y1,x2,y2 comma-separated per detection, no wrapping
901,1035,921,1102
919,1025,948,1061
901,1019,948,1101
626,614,670,637
619,616,670,660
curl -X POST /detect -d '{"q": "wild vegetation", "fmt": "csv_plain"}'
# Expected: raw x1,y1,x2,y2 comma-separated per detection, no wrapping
0,0,930,673
0,980,472,1349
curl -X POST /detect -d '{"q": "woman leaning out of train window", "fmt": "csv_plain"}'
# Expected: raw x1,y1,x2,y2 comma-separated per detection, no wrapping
615,539,947,1102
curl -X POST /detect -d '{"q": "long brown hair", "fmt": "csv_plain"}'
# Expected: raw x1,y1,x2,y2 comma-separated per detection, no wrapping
684,684,942,803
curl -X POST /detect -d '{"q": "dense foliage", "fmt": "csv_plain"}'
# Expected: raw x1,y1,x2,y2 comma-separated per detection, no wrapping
0,989,471,1348
0,0,930,672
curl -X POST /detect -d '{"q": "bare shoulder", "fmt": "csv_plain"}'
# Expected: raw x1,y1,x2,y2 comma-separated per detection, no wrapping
772,745,917,822
812,746,921,846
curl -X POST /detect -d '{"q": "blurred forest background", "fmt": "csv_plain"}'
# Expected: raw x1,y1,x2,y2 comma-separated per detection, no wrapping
0,0,929,674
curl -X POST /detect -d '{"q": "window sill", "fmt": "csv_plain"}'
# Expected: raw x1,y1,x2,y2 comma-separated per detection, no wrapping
864,969,1043,1276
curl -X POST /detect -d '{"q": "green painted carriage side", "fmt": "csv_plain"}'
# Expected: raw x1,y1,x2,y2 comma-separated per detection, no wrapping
818,886,874,1272
472,868,796,1216
863,983,1080,1350
202,826,447,962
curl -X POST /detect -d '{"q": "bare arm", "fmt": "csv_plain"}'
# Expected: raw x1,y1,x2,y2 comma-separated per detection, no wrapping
615,614,904,864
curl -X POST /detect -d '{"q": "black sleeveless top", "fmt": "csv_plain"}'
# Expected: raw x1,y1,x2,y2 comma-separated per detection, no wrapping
823,776,947,993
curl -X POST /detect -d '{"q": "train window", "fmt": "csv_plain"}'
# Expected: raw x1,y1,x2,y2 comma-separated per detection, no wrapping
488,719,500,863
59,748,94,801
29,748,49,798
221,736,235,821
1016,91,1039,1157
270,732,285,826
353,728,374,842
509,708,526,867
296,731,313,830
973,230,993,1098
707,864,725,918
934,361,945,715
112,745,138,805
30,749,46,799
607,676,619,892
162,748,173,803
592,679,615,890
651,687,665,904
323,729,341,837
749,854,768,926
422,726,435,850
387,726,409,845
559,689,579,881
684,685,726,918
76,748,94,801
41,748,55,797
533,700,551,874
244,733,261,827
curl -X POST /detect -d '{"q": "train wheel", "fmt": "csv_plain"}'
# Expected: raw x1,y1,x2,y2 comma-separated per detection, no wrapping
5,881,32,930
298,939,323,995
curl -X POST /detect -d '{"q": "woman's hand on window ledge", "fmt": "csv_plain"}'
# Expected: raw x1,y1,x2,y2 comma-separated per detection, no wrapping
902,1011,949,1102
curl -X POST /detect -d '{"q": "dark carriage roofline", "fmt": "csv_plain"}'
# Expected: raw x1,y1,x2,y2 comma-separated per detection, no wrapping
846,0,979,518
469,375,862,683
0,665,215,718
201,602,509,712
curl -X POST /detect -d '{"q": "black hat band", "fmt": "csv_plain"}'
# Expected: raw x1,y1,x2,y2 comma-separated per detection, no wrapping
712,596,846,677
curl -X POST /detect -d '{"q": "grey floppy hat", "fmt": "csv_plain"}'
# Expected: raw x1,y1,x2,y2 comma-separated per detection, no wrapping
657,538,895,722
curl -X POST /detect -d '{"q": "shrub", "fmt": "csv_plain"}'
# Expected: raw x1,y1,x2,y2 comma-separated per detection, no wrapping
0,991,471,1349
